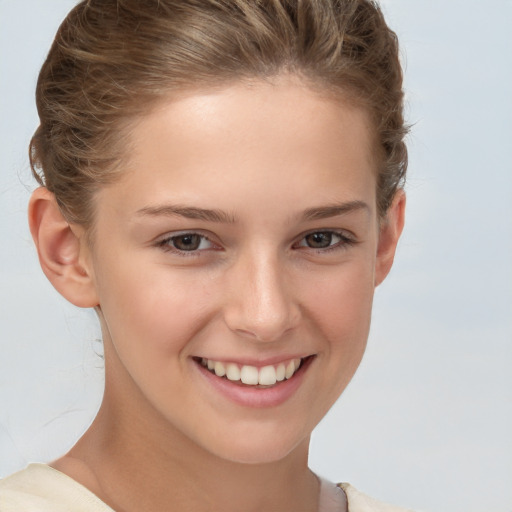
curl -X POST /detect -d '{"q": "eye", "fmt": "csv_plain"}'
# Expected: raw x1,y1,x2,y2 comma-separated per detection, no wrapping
295,230,354,251
158,233,214,253
303,232,337,249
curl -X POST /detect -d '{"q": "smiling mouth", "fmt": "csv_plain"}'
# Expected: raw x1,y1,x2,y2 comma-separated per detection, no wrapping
193,356,313,387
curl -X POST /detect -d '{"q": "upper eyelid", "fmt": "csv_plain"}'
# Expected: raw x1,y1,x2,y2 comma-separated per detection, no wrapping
294,228,355,242
155,231,218,252
156,229,215,243
292,229,357,251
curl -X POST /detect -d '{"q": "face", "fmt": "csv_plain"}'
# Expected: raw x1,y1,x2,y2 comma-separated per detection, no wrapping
81,77,399,464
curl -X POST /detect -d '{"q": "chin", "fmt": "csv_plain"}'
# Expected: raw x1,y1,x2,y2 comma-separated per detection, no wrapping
200,424,310,465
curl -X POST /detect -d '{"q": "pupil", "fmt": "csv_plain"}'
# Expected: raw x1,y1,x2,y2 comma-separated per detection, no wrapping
174,234,201,251
307,232,332,248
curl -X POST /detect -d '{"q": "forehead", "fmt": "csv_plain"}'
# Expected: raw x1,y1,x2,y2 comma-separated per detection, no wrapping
98,78,377,220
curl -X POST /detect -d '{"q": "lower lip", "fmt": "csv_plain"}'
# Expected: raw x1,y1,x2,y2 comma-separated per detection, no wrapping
194,357,313,408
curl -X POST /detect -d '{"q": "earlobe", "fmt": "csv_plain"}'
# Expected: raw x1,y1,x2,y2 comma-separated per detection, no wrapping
374,189,406,287
28,187,99,308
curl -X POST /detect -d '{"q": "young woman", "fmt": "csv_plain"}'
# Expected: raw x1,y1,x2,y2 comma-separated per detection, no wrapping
0,1,410,510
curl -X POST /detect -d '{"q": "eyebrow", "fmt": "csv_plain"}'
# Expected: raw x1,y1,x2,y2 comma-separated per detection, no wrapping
135,204,237,223
301,200,370,221
135,200,370,224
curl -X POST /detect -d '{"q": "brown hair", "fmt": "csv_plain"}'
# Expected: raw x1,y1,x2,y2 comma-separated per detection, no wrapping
30,0,408,226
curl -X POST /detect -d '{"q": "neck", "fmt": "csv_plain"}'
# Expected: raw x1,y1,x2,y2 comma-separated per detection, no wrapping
55,372,320,512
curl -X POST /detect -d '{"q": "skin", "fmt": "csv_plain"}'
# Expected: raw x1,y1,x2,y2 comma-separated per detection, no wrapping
29,76,405,512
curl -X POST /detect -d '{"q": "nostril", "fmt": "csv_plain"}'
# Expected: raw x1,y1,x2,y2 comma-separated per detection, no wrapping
234,328,260,340
233,325,295,343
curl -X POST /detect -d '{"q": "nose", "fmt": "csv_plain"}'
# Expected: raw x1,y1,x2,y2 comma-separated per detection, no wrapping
223,248,301,342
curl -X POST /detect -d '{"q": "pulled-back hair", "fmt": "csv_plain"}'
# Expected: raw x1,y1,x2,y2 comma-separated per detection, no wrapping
30,0,408,226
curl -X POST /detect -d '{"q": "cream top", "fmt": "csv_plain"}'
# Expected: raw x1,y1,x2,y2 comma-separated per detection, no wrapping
0,464,412,511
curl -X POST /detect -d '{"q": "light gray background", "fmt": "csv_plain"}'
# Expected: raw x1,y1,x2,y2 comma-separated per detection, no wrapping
1,1,511,511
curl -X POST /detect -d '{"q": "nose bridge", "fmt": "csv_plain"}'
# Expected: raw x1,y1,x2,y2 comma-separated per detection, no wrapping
224,244,299,342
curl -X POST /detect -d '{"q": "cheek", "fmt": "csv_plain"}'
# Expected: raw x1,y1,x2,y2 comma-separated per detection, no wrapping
300,260,375,402
94,265,220,415
302,260,375,341
95,262,216,359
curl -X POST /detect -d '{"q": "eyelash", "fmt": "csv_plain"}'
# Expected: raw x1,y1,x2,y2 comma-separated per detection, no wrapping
156,232,217,256
156,230,356,256
294,230,356,253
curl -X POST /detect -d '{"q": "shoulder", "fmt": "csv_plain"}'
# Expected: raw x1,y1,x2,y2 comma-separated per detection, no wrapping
340,483,414,512
0,464,113,512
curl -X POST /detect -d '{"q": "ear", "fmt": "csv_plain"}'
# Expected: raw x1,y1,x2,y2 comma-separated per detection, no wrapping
374,189,406,287
28,187,99,308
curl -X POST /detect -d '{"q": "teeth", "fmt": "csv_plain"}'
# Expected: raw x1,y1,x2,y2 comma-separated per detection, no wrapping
276,363,286,382
240,365,259,385
200,357,304,386
285,360,296,379
214,361,226,377
259,365,277,386
226,363,241,381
